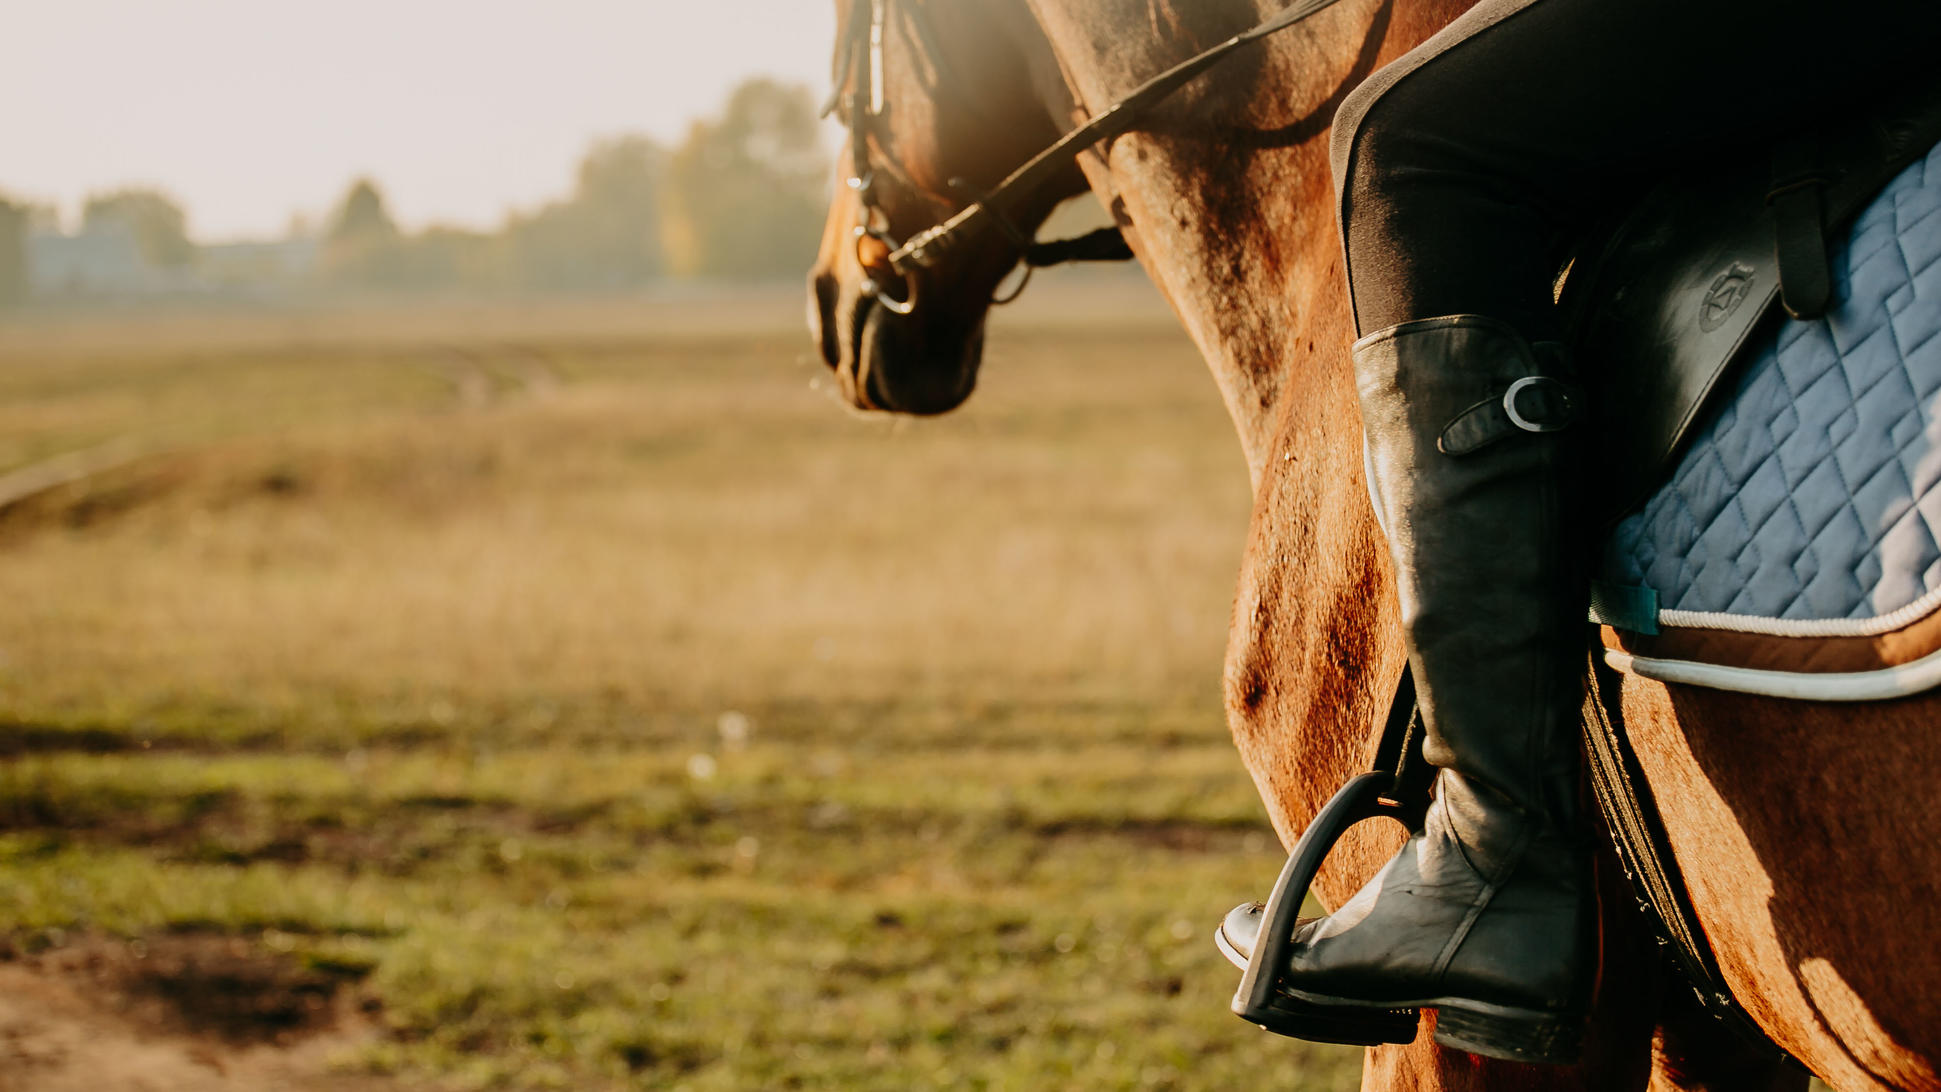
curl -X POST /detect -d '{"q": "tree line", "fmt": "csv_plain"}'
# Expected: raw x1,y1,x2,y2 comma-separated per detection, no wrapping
0,78,829,305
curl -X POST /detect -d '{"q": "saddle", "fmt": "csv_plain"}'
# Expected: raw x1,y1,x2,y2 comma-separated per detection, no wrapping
1561,75,1941,705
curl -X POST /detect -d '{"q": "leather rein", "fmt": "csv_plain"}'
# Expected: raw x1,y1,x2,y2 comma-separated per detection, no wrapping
827,0,1353,314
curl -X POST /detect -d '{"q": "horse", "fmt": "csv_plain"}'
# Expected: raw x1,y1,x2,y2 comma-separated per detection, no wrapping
806,2,1941,1089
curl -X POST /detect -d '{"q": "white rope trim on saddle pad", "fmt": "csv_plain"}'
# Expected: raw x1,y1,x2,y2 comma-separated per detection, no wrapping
1656,581,1941,638
1604,645,1941,702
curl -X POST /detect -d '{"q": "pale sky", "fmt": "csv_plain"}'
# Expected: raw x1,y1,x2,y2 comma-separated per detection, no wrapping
3,1,838,240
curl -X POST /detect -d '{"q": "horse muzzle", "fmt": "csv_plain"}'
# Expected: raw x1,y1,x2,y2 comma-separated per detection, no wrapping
811,271,985,416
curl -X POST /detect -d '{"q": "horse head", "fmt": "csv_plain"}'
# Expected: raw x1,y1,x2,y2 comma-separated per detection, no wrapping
808,0,1086,415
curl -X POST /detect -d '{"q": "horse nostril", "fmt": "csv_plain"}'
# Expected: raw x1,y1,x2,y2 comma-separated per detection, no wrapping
810,271,841,369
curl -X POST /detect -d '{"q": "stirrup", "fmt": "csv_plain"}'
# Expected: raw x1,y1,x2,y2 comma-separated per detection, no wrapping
1228,772,1421,1046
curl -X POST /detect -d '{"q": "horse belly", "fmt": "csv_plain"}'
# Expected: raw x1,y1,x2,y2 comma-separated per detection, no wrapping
1619,674,1941,1092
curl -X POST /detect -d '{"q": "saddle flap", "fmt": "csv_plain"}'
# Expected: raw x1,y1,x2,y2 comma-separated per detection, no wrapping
1572,162,1781,522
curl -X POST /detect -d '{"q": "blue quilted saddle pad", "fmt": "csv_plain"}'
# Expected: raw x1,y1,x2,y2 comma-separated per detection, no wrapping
1599,139,1941,634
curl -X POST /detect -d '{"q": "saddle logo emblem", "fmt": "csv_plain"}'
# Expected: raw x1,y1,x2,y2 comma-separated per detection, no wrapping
1700,263,1757,332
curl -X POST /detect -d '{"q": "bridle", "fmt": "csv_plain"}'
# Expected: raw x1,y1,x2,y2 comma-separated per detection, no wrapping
828,0,1120,314
825,0,1355,315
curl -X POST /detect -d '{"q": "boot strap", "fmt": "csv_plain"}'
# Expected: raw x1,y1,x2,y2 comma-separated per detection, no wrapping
1438,376,1581,456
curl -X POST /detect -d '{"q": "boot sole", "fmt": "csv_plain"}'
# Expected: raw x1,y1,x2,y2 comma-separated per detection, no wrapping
1220,920,1419,1045
1277,987,1583,1065
1432,1003,1584,1065
1237,991,1420,1047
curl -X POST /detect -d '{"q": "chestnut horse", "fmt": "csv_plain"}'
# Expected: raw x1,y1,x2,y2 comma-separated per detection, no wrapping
807,2,1941,1089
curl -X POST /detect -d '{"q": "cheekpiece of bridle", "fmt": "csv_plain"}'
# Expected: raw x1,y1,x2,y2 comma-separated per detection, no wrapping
824,0,1355,316
829,0,926,314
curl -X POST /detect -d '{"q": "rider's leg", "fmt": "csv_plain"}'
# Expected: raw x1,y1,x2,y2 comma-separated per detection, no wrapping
1337,0,1941,338
1270,0,1941,1065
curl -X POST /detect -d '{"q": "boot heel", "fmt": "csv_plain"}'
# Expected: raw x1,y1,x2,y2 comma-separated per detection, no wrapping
1433,1004,1584,1065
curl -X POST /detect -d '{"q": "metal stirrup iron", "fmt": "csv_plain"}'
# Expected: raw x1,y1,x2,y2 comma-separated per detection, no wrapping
1230,668,1433,1044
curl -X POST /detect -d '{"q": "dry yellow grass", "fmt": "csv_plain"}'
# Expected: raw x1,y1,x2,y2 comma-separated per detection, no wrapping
0,280,1367,1090
0,279,1246,736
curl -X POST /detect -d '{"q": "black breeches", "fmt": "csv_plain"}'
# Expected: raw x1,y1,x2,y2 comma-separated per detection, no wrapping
1334,0,1941,338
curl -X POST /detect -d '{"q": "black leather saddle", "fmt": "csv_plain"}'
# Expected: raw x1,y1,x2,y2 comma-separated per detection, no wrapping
1563,73,1941,522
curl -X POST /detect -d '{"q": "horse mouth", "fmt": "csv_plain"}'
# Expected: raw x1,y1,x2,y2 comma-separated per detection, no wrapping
836,294,984,416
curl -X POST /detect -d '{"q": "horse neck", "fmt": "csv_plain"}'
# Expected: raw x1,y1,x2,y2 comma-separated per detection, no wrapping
1019,0,1467,845
1019,0,1379,482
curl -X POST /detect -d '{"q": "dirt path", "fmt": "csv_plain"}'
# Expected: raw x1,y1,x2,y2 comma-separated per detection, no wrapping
0,939,400,1092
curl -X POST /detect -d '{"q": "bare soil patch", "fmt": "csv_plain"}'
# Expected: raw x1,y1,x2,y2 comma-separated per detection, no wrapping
0,934,394,1092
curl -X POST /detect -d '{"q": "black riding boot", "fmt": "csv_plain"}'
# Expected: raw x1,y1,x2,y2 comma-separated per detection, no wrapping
1219,316,1597,1064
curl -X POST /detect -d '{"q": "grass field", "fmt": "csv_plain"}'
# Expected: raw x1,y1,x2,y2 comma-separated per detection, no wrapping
0,282,1367,1090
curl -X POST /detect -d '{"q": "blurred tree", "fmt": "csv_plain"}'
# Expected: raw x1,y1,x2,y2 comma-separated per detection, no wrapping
322,177,406,288
501,203,588,291
664,78,827,279
570,134,667,285
0,197,25,307
82,188,193,267
503,135,668,292
398,226,498,290
329,177,399,243
24,203,62,235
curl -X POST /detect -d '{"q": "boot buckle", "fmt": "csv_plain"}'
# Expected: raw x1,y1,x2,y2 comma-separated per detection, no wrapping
1439,376,1580,455
1503,376,1576,433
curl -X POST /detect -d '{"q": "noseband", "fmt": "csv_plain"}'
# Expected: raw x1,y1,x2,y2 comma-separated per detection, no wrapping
825,0,1354,315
